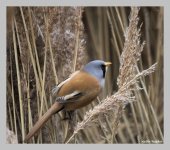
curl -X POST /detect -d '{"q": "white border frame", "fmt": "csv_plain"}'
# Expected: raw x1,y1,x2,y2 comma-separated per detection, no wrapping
1,0,169,148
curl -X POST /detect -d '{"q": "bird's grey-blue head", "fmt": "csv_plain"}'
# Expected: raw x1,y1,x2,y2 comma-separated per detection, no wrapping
83,60,111,87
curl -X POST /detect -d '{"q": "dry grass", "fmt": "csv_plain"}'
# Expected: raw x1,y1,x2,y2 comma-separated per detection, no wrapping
65,7,160,143
6,6,163,144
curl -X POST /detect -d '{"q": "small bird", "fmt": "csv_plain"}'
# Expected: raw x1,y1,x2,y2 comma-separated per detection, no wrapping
24,60,112,142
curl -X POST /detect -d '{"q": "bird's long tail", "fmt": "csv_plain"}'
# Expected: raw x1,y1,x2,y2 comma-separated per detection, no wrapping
24,102,64,143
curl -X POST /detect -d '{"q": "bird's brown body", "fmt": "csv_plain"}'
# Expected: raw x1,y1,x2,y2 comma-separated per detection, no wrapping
58,71,101,110
24,70,101,142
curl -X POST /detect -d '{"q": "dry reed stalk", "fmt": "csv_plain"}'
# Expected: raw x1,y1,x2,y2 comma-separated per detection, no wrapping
12,18,25,141
66,7,158,143
66,63,157,143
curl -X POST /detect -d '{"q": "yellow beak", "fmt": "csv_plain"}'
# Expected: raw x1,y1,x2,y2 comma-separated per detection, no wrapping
104,62,112,66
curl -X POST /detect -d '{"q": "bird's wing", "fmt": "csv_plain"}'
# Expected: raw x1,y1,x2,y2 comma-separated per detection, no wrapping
55,91,84,103
52,71,80,95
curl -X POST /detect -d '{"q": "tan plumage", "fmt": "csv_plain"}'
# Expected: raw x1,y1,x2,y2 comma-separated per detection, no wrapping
24,71,101,142
24,60,111,142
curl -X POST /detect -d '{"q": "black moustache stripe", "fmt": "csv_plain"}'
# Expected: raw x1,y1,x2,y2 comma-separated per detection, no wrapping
101,65,106,78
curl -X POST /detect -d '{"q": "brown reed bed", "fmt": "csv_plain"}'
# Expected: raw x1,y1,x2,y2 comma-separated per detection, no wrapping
6,6,163,144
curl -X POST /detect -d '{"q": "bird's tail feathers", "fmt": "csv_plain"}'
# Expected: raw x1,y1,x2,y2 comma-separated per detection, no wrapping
24,102,64,143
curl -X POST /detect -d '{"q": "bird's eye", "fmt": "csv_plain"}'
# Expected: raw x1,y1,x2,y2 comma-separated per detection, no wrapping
101,64,106,77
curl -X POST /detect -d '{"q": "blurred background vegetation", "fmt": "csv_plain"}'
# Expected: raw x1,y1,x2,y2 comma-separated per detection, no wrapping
6,7,163,143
